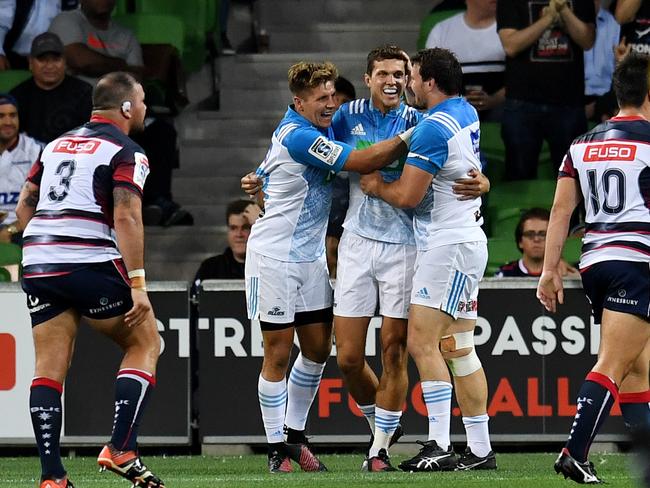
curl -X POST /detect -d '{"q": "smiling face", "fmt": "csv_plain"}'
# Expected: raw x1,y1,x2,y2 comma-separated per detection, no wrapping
365,58,407,113
0,103,18,146
294,80,337,129
408,63,430,110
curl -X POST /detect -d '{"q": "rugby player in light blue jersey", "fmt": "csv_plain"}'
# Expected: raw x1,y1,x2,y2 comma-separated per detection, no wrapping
330,45,489,472
243,61,412,474
361,48,495,472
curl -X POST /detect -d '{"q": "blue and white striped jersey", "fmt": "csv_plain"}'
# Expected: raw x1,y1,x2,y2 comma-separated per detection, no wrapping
247,106,353,262
406,97,486,250
332,99,422,244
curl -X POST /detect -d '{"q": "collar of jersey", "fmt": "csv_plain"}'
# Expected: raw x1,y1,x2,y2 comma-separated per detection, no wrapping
90,114,122,130
286,105,329,133
367,99,406,117
426,96,463,115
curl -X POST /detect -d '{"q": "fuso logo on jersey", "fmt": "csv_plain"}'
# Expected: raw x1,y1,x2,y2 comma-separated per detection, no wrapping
308,136,343,166
584,143,636,162
53,139,100,154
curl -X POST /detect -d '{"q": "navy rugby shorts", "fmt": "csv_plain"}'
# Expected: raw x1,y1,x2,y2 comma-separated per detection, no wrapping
22,259,133,327
581,260,650,324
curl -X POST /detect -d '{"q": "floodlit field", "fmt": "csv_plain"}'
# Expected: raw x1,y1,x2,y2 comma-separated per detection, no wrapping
0,452,642,487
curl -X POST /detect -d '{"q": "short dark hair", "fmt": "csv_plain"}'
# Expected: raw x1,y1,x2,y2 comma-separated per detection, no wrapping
334,76,356,102
287,62,338,96
613,53,650,109
366,44,408,76
92,71,139,111
515,207,550,252
226,199,254,223
411,48,462,96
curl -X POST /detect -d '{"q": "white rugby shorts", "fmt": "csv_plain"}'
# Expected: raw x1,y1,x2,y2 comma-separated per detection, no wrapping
245,248,333,324
410,241,487,319
334,230,416,319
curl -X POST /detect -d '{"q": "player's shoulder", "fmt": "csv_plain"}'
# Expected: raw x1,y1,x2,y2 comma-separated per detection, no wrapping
421,98,477,137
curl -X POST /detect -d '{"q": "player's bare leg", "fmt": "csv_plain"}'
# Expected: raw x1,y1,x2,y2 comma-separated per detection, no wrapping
89,313,164,487
399,305,458,472
442,319,495,470
556,310,650,484
31,309,80,488
619,342,650,431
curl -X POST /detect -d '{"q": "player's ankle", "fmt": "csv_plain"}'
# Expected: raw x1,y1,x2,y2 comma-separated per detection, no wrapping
285,427,306,444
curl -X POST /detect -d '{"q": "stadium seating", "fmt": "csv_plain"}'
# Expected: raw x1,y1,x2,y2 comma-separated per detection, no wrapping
486,237,520,276
0,267,10,282
562,236,583,265
417,9,463,50
113,13,185,54
0,69,31,92
0,242,21,267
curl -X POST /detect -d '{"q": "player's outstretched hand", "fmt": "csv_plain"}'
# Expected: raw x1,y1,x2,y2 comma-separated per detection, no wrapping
125,288,154,328
536,269,564,313
241,172,262,196
360,171,383,197
453,169,490,200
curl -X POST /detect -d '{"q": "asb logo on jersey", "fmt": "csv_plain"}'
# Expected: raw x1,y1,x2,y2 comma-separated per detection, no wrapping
53,139,100,154
584,143,636,162
308,136,343,166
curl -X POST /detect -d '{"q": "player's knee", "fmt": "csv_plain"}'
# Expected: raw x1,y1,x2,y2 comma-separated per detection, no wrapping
336,350,365,377
441,331,482,377
407,334,437,361
381,340,407,372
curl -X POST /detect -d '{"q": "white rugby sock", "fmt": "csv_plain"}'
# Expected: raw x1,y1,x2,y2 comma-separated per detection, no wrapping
284,353,326,431
258,375,287,443
422,380,453,450
357,403,376,433
369,407,402,457
463,414,492,458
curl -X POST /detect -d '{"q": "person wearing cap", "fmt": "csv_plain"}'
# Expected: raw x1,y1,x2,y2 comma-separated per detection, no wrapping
10,32,92,145
0,93,41,244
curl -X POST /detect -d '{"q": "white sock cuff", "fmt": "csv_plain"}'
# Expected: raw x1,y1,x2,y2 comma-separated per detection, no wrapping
357,403,376,416
462,413,489,425
421,380,453,391
375,407,402,419
258,375,287,393
295,353,326,374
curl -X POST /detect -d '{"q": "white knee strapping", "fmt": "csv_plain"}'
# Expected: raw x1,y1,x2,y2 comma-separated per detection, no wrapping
446,349,482,376
441,331,481,377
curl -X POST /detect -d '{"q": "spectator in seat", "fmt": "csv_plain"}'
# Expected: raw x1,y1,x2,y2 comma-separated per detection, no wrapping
584,0,620,122
497,0,596,180
49,0,192,226
495,207,578,277
193,200,261,283
11,32,92,145
0,0,77,70
0,93,41,245
426,0,506,122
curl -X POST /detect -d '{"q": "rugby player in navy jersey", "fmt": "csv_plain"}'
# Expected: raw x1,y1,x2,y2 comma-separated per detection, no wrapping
538,53,650,484
16,72,164,488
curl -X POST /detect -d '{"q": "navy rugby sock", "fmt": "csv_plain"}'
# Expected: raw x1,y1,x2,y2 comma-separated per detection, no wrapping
30,377,65,479
110,368,155,452
565,371,617,463
620,391,650,431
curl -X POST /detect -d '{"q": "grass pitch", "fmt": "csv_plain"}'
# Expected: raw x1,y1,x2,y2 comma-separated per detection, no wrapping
0,452,641,487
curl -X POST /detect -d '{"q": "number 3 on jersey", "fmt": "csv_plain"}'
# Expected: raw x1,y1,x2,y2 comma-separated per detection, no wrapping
48,160,76,202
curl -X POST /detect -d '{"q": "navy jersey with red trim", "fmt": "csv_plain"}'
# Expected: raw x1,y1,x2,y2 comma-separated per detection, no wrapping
22,117,149,278
559,116,650,268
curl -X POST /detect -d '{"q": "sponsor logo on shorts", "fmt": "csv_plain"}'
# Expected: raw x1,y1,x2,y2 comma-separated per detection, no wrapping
27,295,51,313
308,136,343,166
415,287,430,300
606,296,638,305
457,300,478,312
267,306,285,316
89,299,124,314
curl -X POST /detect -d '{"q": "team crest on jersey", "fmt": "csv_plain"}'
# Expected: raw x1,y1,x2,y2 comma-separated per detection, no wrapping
133,152,150,190
308,136,343,166
53,139,100,154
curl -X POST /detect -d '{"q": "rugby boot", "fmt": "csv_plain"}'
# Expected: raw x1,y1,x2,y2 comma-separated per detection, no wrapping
365,448,397,472
97,443,165,487
267,445,292,473
39,476,74,488
284,427,327,471
398,440,458,472
554,448,603,484
456,447,497,470
361,424,405,470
